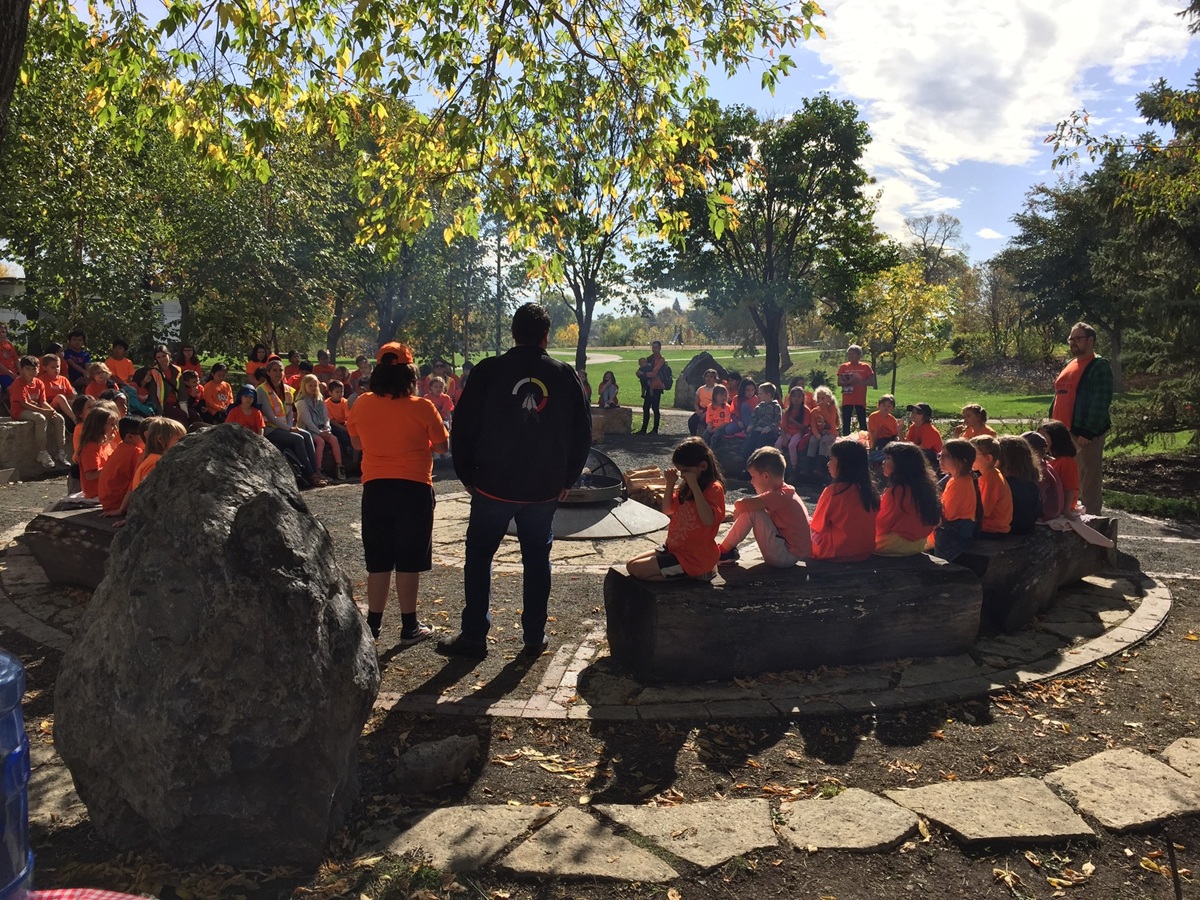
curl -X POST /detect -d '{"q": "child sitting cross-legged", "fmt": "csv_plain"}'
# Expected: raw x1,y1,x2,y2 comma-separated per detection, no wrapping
809,438,879,562
929,439,981,562
875,441,941,556
99,416,145,518
717,447,811,568
970,435,1013,537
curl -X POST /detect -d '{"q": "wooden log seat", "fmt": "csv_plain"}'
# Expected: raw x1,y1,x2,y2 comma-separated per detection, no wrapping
604,555,983,682
24,508,122,590
954,517,1119,633
591,406,633,443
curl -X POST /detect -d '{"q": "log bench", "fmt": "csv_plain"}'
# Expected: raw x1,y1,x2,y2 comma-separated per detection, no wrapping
24,508,121,590
604,555,983,682
955,517,1119,632
0,418,48,481
591,406,633,443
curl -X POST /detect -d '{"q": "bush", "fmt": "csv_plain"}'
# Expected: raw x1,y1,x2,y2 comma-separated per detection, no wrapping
949,332,994,365
807,368,828,389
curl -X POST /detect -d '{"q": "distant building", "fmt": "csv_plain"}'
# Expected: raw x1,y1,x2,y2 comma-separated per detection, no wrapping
0,276,180,338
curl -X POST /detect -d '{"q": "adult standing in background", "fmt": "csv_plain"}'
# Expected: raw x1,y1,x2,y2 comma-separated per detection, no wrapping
836,344,875,435
438,303,591,660
1050,322,1113,514
639,340,666,434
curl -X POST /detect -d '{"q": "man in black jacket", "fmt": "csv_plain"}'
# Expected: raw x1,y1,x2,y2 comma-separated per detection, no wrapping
438,303,592,659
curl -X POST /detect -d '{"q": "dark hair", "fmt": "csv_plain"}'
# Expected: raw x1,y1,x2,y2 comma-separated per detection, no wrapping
210,363,227,376
368,360,417,398
253,366,269,383
67,329,85,341
962,403,987,423
317,349,330,361
111,338,128,351
180,369,199,384
40,353,58,366
70,394,90,417
712,384,728,401
671,436,724,502
941,438,976,474
118,415,142,439
44,342,63,355
288,350,300,360
747,446,786,478
328,379,344,393
829,439,879,512
785,388,806,426
250,343,269,361
299,360,314,372
175,344,197,365
1039,420,1076,458
997,434,1040,483
704,368,718,378
512,303,551,345
97,389,121,403
788,375,807,389
737,377,757,400
18,355,38,370
883,441,940,526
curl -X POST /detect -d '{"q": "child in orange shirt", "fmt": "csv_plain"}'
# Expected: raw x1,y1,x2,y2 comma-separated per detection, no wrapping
177,369,205,426
224,384,265,434
1039,420,1079,513
99,417,145,516
970,435,1013,535
38,354,77,424
626,437,726,580
84,362,114,399
776,386,810,470
131,417,186,491
810,439,879,562
427,376,455,425
325,380,353,466
202,364,233,423
875,441,941,556
930,439,981,562
176,343,203,375
867,393,900,449
954,403,996,439
904,402,943,466
805,385,840,471
702,385,733,445
105,339,136,386
76,404,120,499
718,447,811,567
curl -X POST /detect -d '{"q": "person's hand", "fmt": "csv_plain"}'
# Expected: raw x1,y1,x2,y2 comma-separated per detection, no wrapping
664,466,678,485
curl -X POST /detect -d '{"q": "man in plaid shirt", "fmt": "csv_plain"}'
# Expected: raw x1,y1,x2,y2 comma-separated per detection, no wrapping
1050,322,1113,514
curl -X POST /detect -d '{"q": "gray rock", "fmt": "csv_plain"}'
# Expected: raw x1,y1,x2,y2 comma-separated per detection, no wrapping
777,788,917,852
369,805,555,871
885,777,1093,844
1038,619,1106,642
973,632,1064,664
595,799,777,867
1163,738,1200,779
54,425,379,866
1045,748,1200,831
899,655,986,688
499,807,677,881
395,735,480,794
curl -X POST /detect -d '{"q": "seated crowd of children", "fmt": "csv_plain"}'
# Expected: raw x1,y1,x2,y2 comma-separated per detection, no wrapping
0,329,467,511
626,402,1096,581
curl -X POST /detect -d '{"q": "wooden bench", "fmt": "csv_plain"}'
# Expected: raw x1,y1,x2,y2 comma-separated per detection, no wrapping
604,555,983,682
24,508,121,590
955,517,1119,632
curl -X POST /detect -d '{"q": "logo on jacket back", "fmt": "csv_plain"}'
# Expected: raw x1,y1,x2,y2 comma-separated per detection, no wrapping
512,377,548,415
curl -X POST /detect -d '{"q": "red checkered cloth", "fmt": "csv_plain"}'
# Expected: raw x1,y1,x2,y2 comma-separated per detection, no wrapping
30,891,150,899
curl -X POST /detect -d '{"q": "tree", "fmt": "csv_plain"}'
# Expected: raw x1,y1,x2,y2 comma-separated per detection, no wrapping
856,262,953,394
643,98,885,385
904,214,969,285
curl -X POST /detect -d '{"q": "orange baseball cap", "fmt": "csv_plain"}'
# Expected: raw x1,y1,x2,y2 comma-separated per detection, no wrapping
376,342,414,365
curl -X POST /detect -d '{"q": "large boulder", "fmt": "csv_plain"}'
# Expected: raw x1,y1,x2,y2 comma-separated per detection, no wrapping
54,424,379,867
673,351,728,410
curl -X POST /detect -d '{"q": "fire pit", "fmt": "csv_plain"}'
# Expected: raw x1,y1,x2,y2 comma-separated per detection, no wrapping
561,448,626,505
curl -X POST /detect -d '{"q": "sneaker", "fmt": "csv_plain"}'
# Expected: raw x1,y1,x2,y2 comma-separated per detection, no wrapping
718,546,740,566
399,622,434,646
36,450,55,470
335,465,346,481
435,634,488,659
56,450,72,468
520,638,549,659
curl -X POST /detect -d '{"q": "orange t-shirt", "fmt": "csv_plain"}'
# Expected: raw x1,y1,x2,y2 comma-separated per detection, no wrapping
1049,457,1079,506
940,474,977,522
810,401,839,437
106,357,135,384
705,403,734,429
325,397,348,425
664,480,726,576
85,381,109,399
876,485,935,543
810,483,877,562
429,393,455,419
346,393,449,485
962,423,997,439
867,410,898,445
38,374,74,405
98,441,144,512
0,341,18,376
976,467,1013,534
78,440,115,498
203,380,234,415
837,361,874,406
1052,354,1094,430
225,405,264,434
246,359,268,379
780,402,807,436
130,453,162,491
313,363,337,382
8,377,45,418
906,421,943,453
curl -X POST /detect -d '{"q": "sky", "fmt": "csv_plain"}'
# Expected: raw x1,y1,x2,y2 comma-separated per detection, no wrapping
706,0,1200,263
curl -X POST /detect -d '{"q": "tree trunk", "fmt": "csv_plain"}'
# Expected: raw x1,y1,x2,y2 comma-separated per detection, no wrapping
0,0,31,153
573,279,597,373
1105,326,1124,394
326,294,351,357
761,309,782,386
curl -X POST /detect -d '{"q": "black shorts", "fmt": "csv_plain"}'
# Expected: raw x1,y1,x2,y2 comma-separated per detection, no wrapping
361,478,435,573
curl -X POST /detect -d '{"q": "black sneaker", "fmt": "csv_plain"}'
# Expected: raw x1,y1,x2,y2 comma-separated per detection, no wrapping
520,638,549,659
399,623,434,646
718,546,740,566
435,634,488,659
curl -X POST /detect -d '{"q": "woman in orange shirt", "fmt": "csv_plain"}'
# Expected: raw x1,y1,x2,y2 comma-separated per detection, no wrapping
346,342,449,644
810,439,879,562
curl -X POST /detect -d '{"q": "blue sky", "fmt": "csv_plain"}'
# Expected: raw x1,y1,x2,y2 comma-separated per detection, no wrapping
706,0,1200,263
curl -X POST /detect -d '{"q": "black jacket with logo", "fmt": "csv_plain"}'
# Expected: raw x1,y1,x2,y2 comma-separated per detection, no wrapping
451,345,591,502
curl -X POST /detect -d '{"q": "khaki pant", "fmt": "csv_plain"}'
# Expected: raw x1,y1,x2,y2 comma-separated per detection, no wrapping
19,408,66,455
1075,432,1106,515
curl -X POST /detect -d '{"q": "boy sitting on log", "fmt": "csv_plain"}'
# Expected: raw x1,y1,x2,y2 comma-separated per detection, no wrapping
717,447,812,568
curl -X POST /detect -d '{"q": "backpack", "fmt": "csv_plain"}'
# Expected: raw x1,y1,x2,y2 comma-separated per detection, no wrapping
659,362,673,390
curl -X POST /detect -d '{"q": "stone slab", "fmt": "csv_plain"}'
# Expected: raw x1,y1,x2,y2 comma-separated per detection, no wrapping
898,655,986,688
1162,738,1200,780
595,799,777,868
885,777,1093,844
1038,620,1106,642
777,788,917,853
371,805,556,872
499,807,677,881
973,632,1064,663
1044,748,1200,831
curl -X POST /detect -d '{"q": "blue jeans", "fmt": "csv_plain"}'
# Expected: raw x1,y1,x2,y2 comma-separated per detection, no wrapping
462,492,558,644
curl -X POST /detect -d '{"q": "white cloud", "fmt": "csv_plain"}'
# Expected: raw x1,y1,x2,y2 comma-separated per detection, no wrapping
976,228,1004,240
804,0,1192,236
